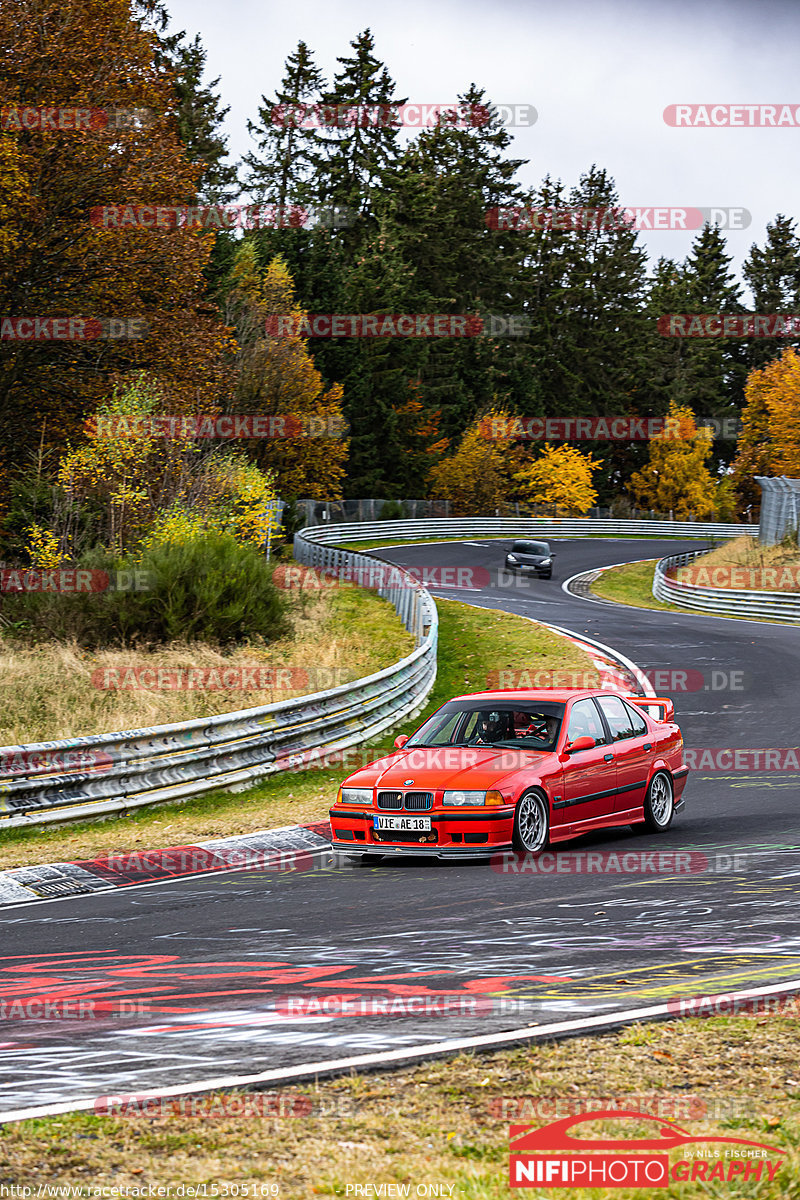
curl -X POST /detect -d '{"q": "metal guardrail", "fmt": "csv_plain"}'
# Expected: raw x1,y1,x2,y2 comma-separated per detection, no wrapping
302,517,758,544
756,476,800,546
653,549,800,623
0,534,438,829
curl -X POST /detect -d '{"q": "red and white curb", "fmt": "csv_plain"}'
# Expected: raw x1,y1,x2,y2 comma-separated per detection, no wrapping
0,821,332,908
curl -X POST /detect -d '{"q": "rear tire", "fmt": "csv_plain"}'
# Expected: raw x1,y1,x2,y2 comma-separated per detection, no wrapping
512,790,550,853
643,771,674,832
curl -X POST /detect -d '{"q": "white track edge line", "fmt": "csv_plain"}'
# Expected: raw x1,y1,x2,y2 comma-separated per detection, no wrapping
5,976,800,1122
539,620,657,698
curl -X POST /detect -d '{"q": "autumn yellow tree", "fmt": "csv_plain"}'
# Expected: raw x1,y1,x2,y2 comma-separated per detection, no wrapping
0,129,30,262
513,444,599,514
55,375,279,554
732,346,800,514
139,454,281,552
629,400,717,519
427,408,522,515
224,245,348,498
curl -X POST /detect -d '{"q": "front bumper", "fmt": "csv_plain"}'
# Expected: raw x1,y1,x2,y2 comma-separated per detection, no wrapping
506,563,550,576
335,843,515,859
330,806,516,857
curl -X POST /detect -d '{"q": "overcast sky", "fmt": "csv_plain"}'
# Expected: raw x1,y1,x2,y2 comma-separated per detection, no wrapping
162,0,799,295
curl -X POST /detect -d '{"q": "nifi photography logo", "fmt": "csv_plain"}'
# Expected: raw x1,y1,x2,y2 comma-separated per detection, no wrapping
508,1110,785,1189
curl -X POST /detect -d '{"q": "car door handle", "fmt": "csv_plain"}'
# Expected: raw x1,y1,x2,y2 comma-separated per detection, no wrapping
604,753,614,762
644,743,652,751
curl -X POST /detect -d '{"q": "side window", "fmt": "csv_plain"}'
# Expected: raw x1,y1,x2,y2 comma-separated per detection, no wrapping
623,700,648,736
596,695,635,741
566,699,605,746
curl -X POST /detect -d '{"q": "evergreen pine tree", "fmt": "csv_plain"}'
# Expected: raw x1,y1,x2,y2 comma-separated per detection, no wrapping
742,214,800,373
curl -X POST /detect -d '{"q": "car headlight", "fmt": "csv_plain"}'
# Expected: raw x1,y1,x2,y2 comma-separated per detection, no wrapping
339,787,373,805
443,790,487,806
539,558,551,566
506,555,518,564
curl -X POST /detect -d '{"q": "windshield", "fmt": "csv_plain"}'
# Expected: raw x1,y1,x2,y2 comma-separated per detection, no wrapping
406,702,565,751
511,541,550,555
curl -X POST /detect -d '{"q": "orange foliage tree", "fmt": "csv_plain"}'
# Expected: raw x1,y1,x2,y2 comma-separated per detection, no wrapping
0,0,234,497
224,245,348,499
732,346,800,514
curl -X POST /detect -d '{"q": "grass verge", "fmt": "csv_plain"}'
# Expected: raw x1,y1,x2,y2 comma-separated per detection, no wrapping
0,598,596,871
5,1008,799,1196
590,560,684,612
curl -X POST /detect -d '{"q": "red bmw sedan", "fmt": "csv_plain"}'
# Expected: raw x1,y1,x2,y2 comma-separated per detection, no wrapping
329,689,689,860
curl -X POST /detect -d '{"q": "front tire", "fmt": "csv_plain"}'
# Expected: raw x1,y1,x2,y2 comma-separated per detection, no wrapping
643,771,674,832
513,790,550,853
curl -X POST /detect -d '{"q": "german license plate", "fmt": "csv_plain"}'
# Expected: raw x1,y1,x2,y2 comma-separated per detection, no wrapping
373,815,432,832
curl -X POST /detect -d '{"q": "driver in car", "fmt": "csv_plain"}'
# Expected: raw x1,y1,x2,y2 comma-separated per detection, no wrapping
472,711,509,744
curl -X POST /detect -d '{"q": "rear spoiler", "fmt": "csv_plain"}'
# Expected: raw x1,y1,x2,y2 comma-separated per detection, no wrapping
625,695,675,723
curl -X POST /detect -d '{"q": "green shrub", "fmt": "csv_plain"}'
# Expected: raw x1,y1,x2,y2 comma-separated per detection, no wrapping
120,534,290,645
1,535,290,649
379,499,405,521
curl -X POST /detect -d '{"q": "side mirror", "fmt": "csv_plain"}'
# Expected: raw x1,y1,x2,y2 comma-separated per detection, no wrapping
566,735,595,754
550,552,557,558
394,734,409,750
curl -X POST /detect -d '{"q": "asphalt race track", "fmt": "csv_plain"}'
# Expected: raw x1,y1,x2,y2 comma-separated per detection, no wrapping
2,537,800,1116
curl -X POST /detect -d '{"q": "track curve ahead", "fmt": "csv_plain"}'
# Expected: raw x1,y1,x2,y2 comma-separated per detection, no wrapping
2,537,800,1117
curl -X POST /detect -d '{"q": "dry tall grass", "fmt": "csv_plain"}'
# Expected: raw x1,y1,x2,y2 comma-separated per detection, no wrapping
0,580,413,745
675,535,800,591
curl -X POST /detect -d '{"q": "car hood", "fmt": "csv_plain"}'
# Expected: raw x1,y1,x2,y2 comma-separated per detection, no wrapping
510,552,549,563
342,746,552,792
